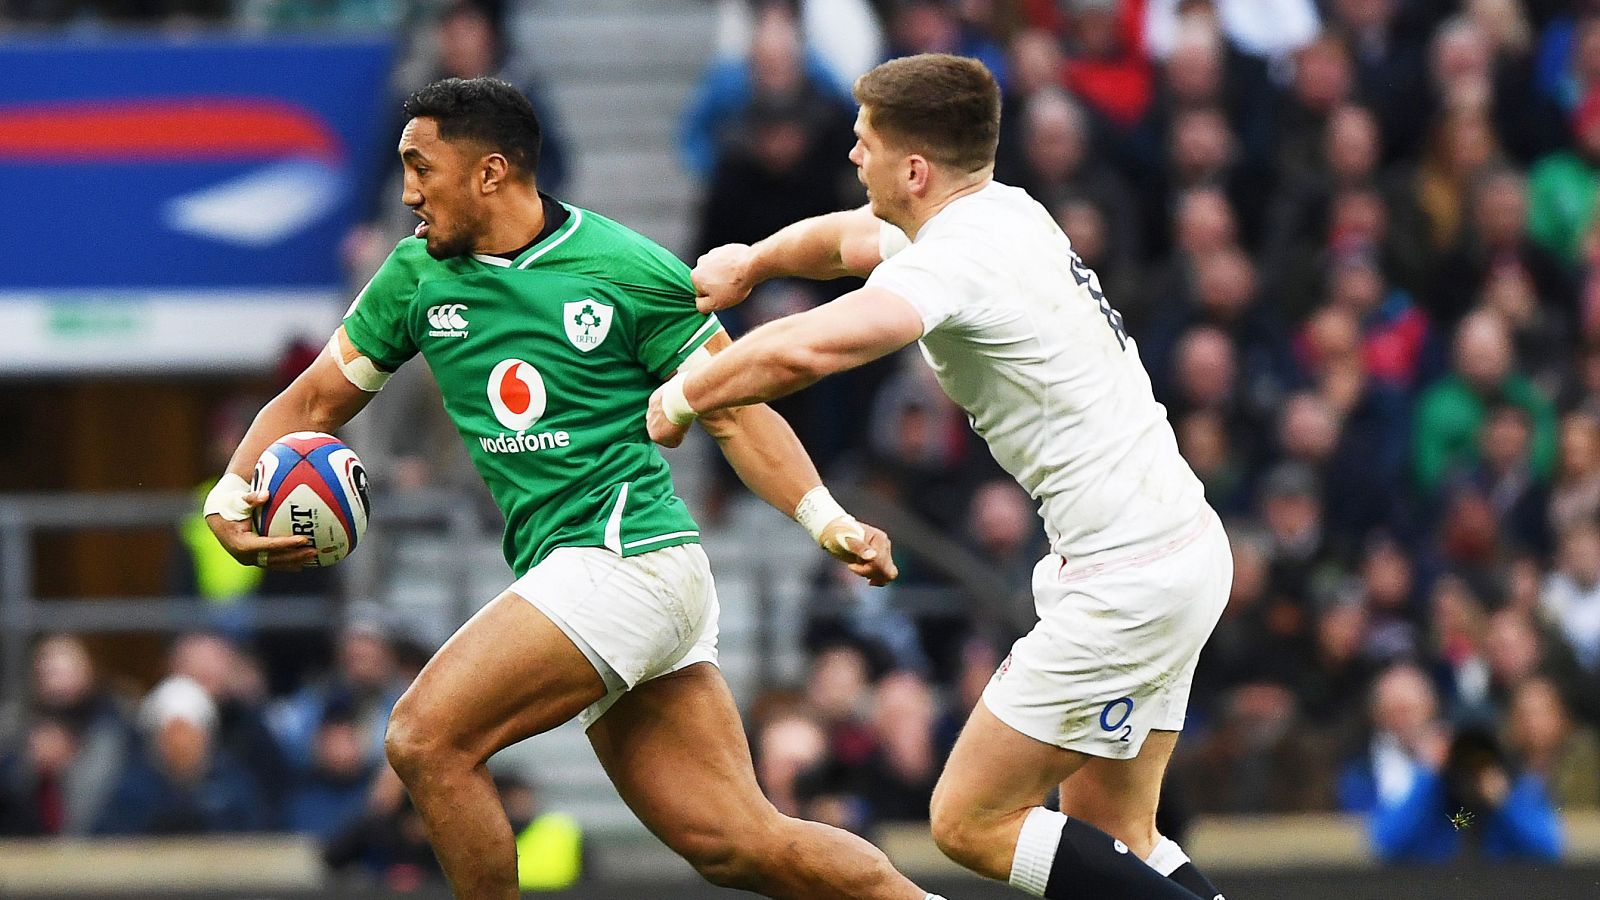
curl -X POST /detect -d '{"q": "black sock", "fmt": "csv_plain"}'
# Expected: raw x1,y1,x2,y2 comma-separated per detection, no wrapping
1041,817,1199,899
1168,861,1224,899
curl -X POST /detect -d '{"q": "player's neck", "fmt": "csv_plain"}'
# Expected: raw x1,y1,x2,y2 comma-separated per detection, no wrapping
899,171,992,240
474,187,546,256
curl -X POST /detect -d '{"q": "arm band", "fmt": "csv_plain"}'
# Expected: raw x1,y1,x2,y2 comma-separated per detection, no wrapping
327,335,392,392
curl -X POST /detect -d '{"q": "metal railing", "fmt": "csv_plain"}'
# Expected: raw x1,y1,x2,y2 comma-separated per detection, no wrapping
0,489,498,704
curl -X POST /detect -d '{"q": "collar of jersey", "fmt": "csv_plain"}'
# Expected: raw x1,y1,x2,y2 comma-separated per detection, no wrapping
471,204,584,270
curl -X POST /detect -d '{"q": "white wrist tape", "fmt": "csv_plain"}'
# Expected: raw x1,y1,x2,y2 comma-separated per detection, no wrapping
203,473,254,522
795,486,854,543
660,372,699,426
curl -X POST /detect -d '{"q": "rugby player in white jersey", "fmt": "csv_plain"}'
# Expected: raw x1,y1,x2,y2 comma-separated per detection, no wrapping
648,54,1231,900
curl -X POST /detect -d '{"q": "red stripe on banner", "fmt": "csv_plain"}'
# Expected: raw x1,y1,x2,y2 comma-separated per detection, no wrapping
0,99,340,161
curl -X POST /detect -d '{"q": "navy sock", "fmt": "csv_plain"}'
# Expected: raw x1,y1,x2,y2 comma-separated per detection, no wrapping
1041,817,1198,899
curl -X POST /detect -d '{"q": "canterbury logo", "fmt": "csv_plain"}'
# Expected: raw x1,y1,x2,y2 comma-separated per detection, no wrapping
427,304,469,335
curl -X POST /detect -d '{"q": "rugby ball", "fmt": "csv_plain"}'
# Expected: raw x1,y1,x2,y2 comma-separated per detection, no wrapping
252,432,370,567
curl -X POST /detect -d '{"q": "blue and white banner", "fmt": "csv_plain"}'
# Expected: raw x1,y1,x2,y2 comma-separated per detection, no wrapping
0,36,395,372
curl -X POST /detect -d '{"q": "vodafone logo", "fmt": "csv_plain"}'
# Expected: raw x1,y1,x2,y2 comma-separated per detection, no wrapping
487,359,547,431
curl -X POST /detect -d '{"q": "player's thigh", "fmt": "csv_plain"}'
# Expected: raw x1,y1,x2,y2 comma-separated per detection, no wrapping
1058,728,1179,846
389,589,607,763
932,699,1088,835
586,662,776,858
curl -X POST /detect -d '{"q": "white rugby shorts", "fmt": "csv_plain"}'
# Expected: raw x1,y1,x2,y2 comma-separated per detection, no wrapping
982,509,1232,759
508,543,719,728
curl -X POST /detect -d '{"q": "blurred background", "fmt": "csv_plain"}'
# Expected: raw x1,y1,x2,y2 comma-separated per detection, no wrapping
6,0,1600,897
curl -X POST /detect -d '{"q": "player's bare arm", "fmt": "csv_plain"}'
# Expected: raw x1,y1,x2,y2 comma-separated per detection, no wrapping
677,331,899,585
692,205,884,313
203,327,378,571
649,286,924,449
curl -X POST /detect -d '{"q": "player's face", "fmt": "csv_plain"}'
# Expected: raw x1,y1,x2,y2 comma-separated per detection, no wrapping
398,117,490,260
849,108,911,222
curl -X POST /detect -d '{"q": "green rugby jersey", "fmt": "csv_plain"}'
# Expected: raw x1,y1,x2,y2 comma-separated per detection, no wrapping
342,201,722,576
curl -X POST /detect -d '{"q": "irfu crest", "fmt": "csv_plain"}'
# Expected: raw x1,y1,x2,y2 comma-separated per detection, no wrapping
563,298,614,353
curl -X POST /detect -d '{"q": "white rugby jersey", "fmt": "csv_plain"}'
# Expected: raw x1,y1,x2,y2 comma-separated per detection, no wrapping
867,181,1207,561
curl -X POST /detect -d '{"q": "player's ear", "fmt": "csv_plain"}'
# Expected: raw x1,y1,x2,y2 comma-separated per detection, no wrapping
906,154,931,195
479,153,510,194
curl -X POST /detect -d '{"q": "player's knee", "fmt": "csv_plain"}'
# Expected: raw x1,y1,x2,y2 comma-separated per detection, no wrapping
929,798,998,877
384,695,463,781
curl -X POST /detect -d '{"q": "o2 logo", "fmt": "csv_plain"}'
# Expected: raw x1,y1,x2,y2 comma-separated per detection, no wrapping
1100,697,1134,743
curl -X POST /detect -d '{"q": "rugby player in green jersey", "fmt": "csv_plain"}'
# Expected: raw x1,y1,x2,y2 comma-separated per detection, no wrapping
202,78,944,900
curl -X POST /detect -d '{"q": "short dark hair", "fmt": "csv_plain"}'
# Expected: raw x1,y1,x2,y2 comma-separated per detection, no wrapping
403,77,542,180
853,54,1000,173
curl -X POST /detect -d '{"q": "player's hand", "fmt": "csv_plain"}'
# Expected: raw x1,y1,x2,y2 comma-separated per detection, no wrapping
821,518,899,586
206,490,316,571
646,385,692,448
692,243,757,314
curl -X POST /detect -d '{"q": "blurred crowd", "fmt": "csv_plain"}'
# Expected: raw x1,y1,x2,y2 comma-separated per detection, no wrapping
687,0,1600,867
9,0,1600,876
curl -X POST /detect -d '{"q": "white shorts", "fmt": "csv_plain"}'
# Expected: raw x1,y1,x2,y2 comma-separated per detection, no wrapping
508,543,720,729
982,510,1232,759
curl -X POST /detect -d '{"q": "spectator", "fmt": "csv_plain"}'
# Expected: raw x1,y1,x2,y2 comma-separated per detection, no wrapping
1176,409,1250,517
285,703,378,841
1338,664,1450,815
1177,683,1333,813
0,635,129,836
169,632,292,828
1013,90,1143,269
1407,106,1504,267
96,677,264,835
1528,87,1600,270
1473,405,1552,556
856,672,940,824
1541,523,1600,676
1055,0,1155,130
1411,310,1557,498
1432,167,1576,340
884,0,1008,87
1139,185,1237,325
1549,412,1600,536
1371,726,1562,862
1431,575,1495,722
803,643,875,769
269,621,407,776
694,92,856,256
324,766,443,890
681,1,853,178
1298,600,1379,747
1142,0,1320,66
1504,676,1600,810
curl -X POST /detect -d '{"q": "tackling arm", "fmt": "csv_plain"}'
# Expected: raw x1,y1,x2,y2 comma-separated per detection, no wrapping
692,206,886,313
687,331,899,585
662,286,924,421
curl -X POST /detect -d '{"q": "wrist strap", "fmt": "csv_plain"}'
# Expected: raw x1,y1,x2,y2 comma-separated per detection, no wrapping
203,472,254,522
660,372,699,426
795,486,853,543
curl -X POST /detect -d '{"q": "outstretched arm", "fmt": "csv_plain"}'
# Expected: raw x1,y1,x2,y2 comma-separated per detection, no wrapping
203,327,379,570
684,331,899,585
648,286,924,447
692,205,886,313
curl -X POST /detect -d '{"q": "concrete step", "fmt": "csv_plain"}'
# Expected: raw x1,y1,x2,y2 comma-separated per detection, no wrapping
520,12,717,79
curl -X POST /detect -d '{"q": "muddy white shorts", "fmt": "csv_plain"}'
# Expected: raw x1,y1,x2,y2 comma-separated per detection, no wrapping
982,510,1232,759
509,543,720,728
